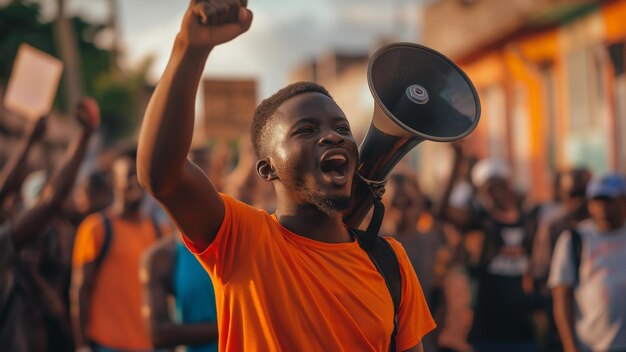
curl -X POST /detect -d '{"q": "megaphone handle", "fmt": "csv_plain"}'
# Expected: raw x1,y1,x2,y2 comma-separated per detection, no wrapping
356,172,388,199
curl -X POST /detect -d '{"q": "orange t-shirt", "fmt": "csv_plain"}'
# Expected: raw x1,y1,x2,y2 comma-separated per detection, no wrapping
184,194,436,351
72,214,161,350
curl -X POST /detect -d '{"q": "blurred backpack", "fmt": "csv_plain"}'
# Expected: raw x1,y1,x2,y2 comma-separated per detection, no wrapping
94,213,162,269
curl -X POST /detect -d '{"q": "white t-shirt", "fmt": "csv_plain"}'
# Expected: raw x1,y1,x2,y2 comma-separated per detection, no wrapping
548,220,626,352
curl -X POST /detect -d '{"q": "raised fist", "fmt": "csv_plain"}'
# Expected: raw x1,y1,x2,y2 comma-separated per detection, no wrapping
179,0,253,49
75,97,100,132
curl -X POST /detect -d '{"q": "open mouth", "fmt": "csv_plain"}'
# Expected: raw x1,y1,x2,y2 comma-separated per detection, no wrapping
319,150,350,185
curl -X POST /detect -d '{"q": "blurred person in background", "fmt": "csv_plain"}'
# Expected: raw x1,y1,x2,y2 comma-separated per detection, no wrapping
141,234,219,352
531,167,590,351
70,170,114,226
71,149,167,352
0,99,98,352
549,173,626,352
382,171,445,351
433,224,474,352
430,143,479,352
532,168,591,282
463,158,539,352
443,144,478,219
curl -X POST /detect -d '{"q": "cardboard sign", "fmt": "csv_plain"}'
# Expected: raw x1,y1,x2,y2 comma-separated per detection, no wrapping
4,44,64,120
203,79,257,139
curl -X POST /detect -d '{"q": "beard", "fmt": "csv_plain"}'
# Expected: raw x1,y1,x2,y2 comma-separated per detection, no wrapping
285,164,352,217
302,189,351,217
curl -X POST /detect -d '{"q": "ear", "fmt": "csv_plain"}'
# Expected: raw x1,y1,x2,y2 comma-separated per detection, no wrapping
256,158,278,181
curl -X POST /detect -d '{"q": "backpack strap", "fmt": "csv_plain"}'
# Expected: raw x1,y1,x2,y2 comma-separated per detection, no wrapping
93,215,161,269
351,227,402,352
569,228,582,285
95,213,113,270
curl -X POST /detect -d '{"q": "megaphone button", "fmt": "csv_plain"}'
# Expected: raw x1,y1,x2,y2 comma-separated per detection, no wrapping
406,85,429,105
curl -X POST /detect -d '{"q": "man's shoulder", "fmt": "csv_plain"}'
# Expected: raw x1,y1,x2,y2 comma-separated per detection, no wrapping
75,213,107,241
79,212,105,227
575,219,599,238
220,193,272,223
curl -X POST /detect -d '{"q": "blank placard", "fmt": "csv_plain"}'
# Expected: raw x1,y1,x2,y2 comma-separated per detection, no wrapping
4,44,64,120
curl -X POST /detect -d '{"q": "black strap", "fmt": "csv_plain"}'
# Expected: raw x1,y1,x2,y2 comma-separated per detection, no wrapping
94,214,161,269
95,213,113,270
351,198,402,352
569,229,582,285
363,198,386,249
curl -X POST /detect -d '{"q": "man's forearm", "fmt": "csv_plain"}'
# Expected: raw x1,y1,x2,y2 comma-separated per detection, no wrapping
137,38,212,195
553,287,578,352
435,147,462,222
12,129,91,248
71,284,91,348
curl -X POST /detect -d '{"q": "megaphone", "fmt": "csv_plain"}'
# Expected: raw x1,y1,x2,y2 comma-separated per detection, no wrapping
343,42,481,228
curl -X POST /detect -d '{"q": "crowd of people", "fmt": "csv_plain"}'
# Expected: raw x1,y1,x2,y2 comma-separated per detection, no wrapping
2,95,625,352
2,1,626,351
381,145,626,352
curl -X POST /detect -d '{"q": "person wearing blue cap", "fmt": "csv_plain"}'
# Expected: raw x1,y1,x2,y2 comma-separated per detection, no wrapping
549,173,626,352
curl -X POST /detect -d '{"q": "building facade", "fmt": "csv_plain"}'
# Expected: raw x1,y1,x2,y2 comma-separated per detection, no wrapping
424,0,626,201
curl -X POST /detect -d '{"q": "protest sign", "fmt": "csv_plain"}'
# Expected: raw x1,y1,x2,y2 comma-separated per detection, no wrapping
4,44,64,120
203,79,257,139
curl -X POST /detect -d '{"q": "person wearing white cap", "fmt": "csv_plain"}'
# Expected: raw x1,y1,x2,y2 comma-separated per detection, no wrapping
549,173,626,352
464,158,540,352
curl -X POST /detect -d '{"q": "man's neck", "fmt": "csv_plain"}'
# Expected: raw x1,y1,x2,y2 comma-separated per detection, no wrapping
275,204,351,244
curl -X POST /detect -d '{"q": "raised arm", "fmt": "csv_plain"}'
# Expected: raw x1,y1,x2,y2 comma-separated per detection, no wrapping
11,98,98,249
137,0,253,251
0,116,47,202
436,142,472,229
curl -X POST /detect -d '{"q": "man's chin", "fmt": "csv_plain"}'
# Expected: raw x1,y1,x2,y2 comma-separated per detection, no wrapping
308,194,351,217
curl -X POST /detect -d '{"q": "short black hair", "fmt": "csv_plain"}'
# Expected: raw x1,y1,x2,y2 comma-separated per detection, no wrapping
251,81,332,158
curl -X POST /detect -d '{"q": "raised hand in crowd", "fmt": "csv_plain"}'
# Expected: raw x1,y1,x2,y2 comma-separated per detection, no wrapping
0,115,47,205
436,141,474,228
11,97,99,249
0,98,99,352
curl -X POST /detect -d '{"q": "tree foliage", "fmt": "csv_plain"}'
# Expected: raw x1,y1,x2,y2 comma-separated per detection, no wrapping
0,0,152,144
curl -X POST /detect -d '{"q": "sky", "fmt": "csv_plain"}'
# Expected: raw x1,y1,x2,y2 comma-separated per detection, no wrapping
20,0,424,98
